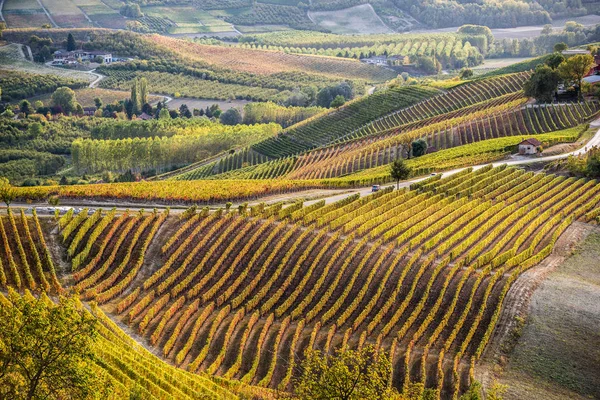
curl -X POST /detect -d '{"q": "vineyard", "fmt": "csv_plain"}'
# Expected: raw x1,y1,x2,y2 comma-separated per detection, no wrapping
238,32,485,68
0,209,61,292
0,69,88,102
13,179,343,204
148,35,397,82
98,70,287,103
10,165,598,398
170,72,543,180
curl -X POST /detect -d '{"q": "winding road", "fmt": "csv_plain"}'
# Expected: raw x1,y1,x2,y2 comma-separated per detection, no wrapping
83,69,173,104
5,122,600,215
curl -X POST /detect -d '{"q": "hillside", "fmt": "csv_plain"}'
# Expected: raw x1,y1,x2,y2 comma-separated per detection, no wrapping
2,166,600,398
0,0,591,32
2,12,600,399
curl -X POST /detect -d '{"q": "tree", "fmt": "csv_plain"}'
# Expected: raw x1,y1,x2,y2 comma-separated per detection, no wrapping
554,42,568,52
51,87,78,114
220,108,242,125
294,346,393,400
412,138,428,157
0,293,104,400
66,33,76,51
179,104,192,119
541,24,553,35
130,79,141,115
28,122,44,137
209,104,222,118
139,77,148,106
390,158,411,190
0,177,16,207
94,97,103,109
460,68,474,79
158,108,171,120
19,100,31,116
545,53,565,69
330,95,346,108
524,64,560,103
559,54,595,101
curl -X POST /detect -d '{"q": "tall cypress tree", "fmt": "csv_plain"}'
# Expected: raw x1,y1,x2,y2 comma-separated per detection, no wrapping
139,77,148,106
130,78,141,115
66,33,76,51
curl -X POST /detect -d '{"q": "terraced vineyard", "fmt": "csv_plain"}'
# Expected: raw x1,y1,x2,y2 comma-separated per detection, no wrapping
171,72,533,181
43,166,600,397
251,72,530,159
0,209,61,292
174,99,599,183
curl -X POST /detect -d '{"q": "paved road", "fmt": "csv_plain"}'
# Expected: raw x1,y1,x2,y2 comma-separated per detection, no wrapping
307,122,600,205
4,123,599,214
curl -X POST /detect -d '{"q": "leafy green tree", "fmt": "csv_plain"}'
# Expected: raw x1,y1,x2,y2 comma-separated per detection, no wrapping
545,53,565,69
390,158,411,190
540,24,553,35
553,42,568,52
94,97,103,109
559,54,595,101
158,108,171,120
139,77,148,106
27,122,44,137
51,87,78,114
524,64,560,103
411,138,428,157
460,68,474,79
66,33,76,51
294,346,393,400
19,100,31,116
0,177,16,207
0,293,103,400
330,95,346,108
130,79,141,115
220,108,242,125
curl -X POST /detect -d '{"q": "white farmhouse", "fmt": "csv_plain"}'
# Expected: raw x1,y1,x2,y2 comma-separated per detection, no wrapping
518,138,542,155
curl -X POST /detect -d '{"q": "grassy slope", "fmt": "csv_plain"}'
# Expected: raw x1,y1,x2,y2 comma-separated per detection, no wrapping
498,230,600,400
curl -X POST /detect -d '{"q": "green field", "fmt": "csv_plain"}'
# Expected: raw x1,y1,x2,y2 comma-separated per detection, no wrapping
3,0,41,11
308,4,393,34
141,6,236,33
235,24,291,33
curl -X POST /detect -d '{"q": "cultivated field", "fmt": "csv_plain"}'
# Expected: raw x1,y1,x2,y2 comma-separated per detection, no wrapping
308,4,393,35
148,35,397,82
6,166,598,398
26,88,160,108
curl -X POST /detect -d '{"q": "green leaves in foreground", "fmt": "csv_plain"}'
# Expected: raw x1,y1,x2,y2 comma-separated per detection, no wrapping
293,345,394,400
0,292,107,400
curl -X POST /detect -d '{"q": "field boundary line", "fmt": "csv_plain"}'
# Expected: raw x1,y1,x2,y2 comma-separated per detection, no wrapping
35,0,59,28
